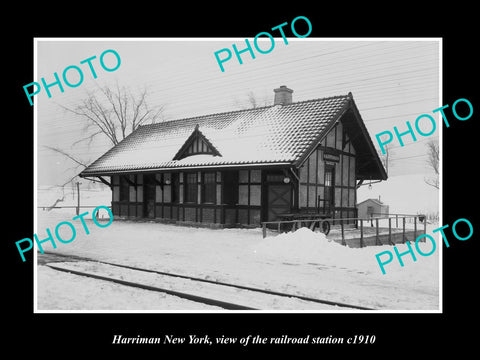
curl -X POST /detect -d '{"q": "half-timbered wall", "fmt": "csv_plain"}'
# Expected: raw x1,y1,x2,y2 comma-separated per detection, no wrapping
112,174,144,218
237,169,262,226
298,120,357,221
111,169,262,227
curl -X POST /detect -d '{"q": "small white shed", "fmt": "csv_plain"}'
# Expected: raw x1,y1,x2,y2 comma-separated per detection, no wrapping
357,197,389,219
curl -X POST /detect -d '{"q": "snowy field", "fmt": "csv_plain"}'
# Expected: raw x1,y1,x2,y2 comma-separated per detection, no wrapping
35,207,440,312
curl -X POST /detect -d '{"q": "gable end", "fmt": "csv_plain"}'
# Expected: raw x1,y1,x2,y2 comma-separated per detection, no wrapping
173,125,221,160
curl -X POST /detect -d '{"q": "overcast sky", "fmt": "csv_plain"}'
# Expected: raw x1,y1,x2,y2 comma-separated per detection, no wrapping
35,38,440,211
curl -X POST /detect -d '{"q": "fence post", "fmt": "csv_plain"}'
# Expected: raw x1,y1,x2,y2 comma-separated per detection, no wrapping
388,217,392,245
402,217,406,243
277,222,280,233
414,216,417,240
396,214,398,228
262,223,267,238
76,181,81,216
341,219,346,246
423,214,427,235
375,218,379,245
360,219,364,248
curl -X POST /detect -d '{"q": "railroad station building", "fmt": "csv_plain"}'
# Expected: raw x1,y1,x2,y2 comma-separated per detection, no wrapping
80,86,387,227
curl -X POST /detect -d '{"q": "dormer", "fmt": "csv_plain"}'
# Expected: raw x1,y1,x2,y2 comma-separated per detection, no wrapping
173,124,221,160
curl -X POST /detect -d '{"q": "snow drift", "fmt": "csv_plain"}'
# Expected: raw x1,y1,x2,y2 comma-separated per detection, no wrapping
253,227,348,264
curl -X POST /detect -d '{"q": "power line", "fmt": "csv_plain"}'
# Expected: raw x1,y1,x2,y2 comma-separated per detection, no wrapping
37,80,440,138
36,41,439,117
35,40,440,178
38,45,438,126
37,90,441,153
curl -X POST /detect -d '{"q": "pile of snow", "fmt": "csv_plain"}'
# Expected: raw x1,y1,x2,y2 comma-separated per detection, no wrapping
35,211,440,310
252,227,439,286
253,228,347,264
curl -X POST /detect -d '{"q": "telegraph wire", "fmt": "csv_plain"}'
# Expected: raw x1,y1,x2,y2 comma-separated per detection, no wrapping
35,41,441,179
36,41,439,116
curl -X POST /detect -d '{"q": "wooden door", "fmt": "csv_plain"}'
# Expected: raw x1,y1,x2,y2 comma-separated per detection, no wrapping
323,165,335,214
267,184,292,221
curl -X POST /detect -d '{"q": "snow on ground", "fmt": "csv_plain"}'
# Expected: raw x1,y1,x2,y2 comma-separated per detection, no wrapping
357,173,439,215
37,185,111,207
45,261,347,310
35,209,440,311
37,265,221,310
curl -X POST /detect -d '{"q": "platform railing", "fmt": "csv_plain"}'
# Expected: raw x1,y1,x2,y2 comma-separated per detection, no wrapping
261,213,427,247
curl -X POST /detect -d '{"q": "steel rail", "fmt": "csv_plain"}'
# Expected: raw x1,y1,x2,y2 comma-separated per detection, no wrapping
46,263,256,310
40,251,374,310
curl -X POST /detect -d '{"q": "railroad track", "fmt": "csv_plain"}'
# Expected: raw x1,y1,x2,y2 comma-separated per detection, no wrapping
39,252,374,311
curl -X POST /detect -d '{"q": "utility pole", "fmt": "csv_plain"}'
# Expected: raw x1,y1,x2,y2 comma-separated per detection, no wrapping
385,145,389,176
76,182,81,215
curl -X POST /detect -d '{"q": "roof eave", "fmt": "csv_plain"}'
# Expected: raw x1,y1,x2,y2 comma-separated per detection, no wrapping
79,161,295,177
292,94,388,182
347,95,388,181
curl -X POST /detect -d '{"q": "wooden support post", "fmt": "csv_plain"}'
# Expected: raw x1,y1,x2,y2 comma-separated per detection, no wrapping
76,182,81,216
396,214,398,228
262,223,267,238
341,219,345,246
424,215,427,235
97,176,112,189
121,175,137,188
414,216,417,240
277,222,281,233
388,218,393,245
375,218,379,245
360,219,364,248
403,217,406,243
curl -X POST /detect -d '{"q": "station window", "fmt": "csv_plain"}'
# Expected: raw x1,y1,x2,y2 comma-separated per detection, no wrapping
202,172,216,204
119,176,129,201
184,173,198,203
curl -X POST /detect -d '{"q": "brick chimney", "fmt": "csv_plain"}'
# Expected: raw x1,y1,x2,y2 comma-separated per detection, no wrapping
273,85,293,105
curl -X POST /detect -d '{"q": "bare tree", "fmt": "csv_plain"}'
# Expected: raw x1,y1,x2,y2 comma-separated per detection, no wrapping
44,84,166,206
61,84,166,147
246,91,260,108
424,140,439,189
233,90,272,110
377,145,391,176
48,84,165,166
44,146,89,185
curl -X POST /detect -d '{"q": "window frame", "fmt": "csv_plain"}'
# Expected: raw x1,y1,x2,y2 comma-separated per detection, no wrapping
222,171,239,205
184,172,198,203
324,165,335,212
119,175,130,202
201,172,217,204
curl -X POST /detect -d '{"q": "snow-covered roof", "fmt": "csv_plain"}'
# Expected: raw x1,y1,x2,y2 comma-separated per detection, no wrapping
357,198,387,207
80,92,386,180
